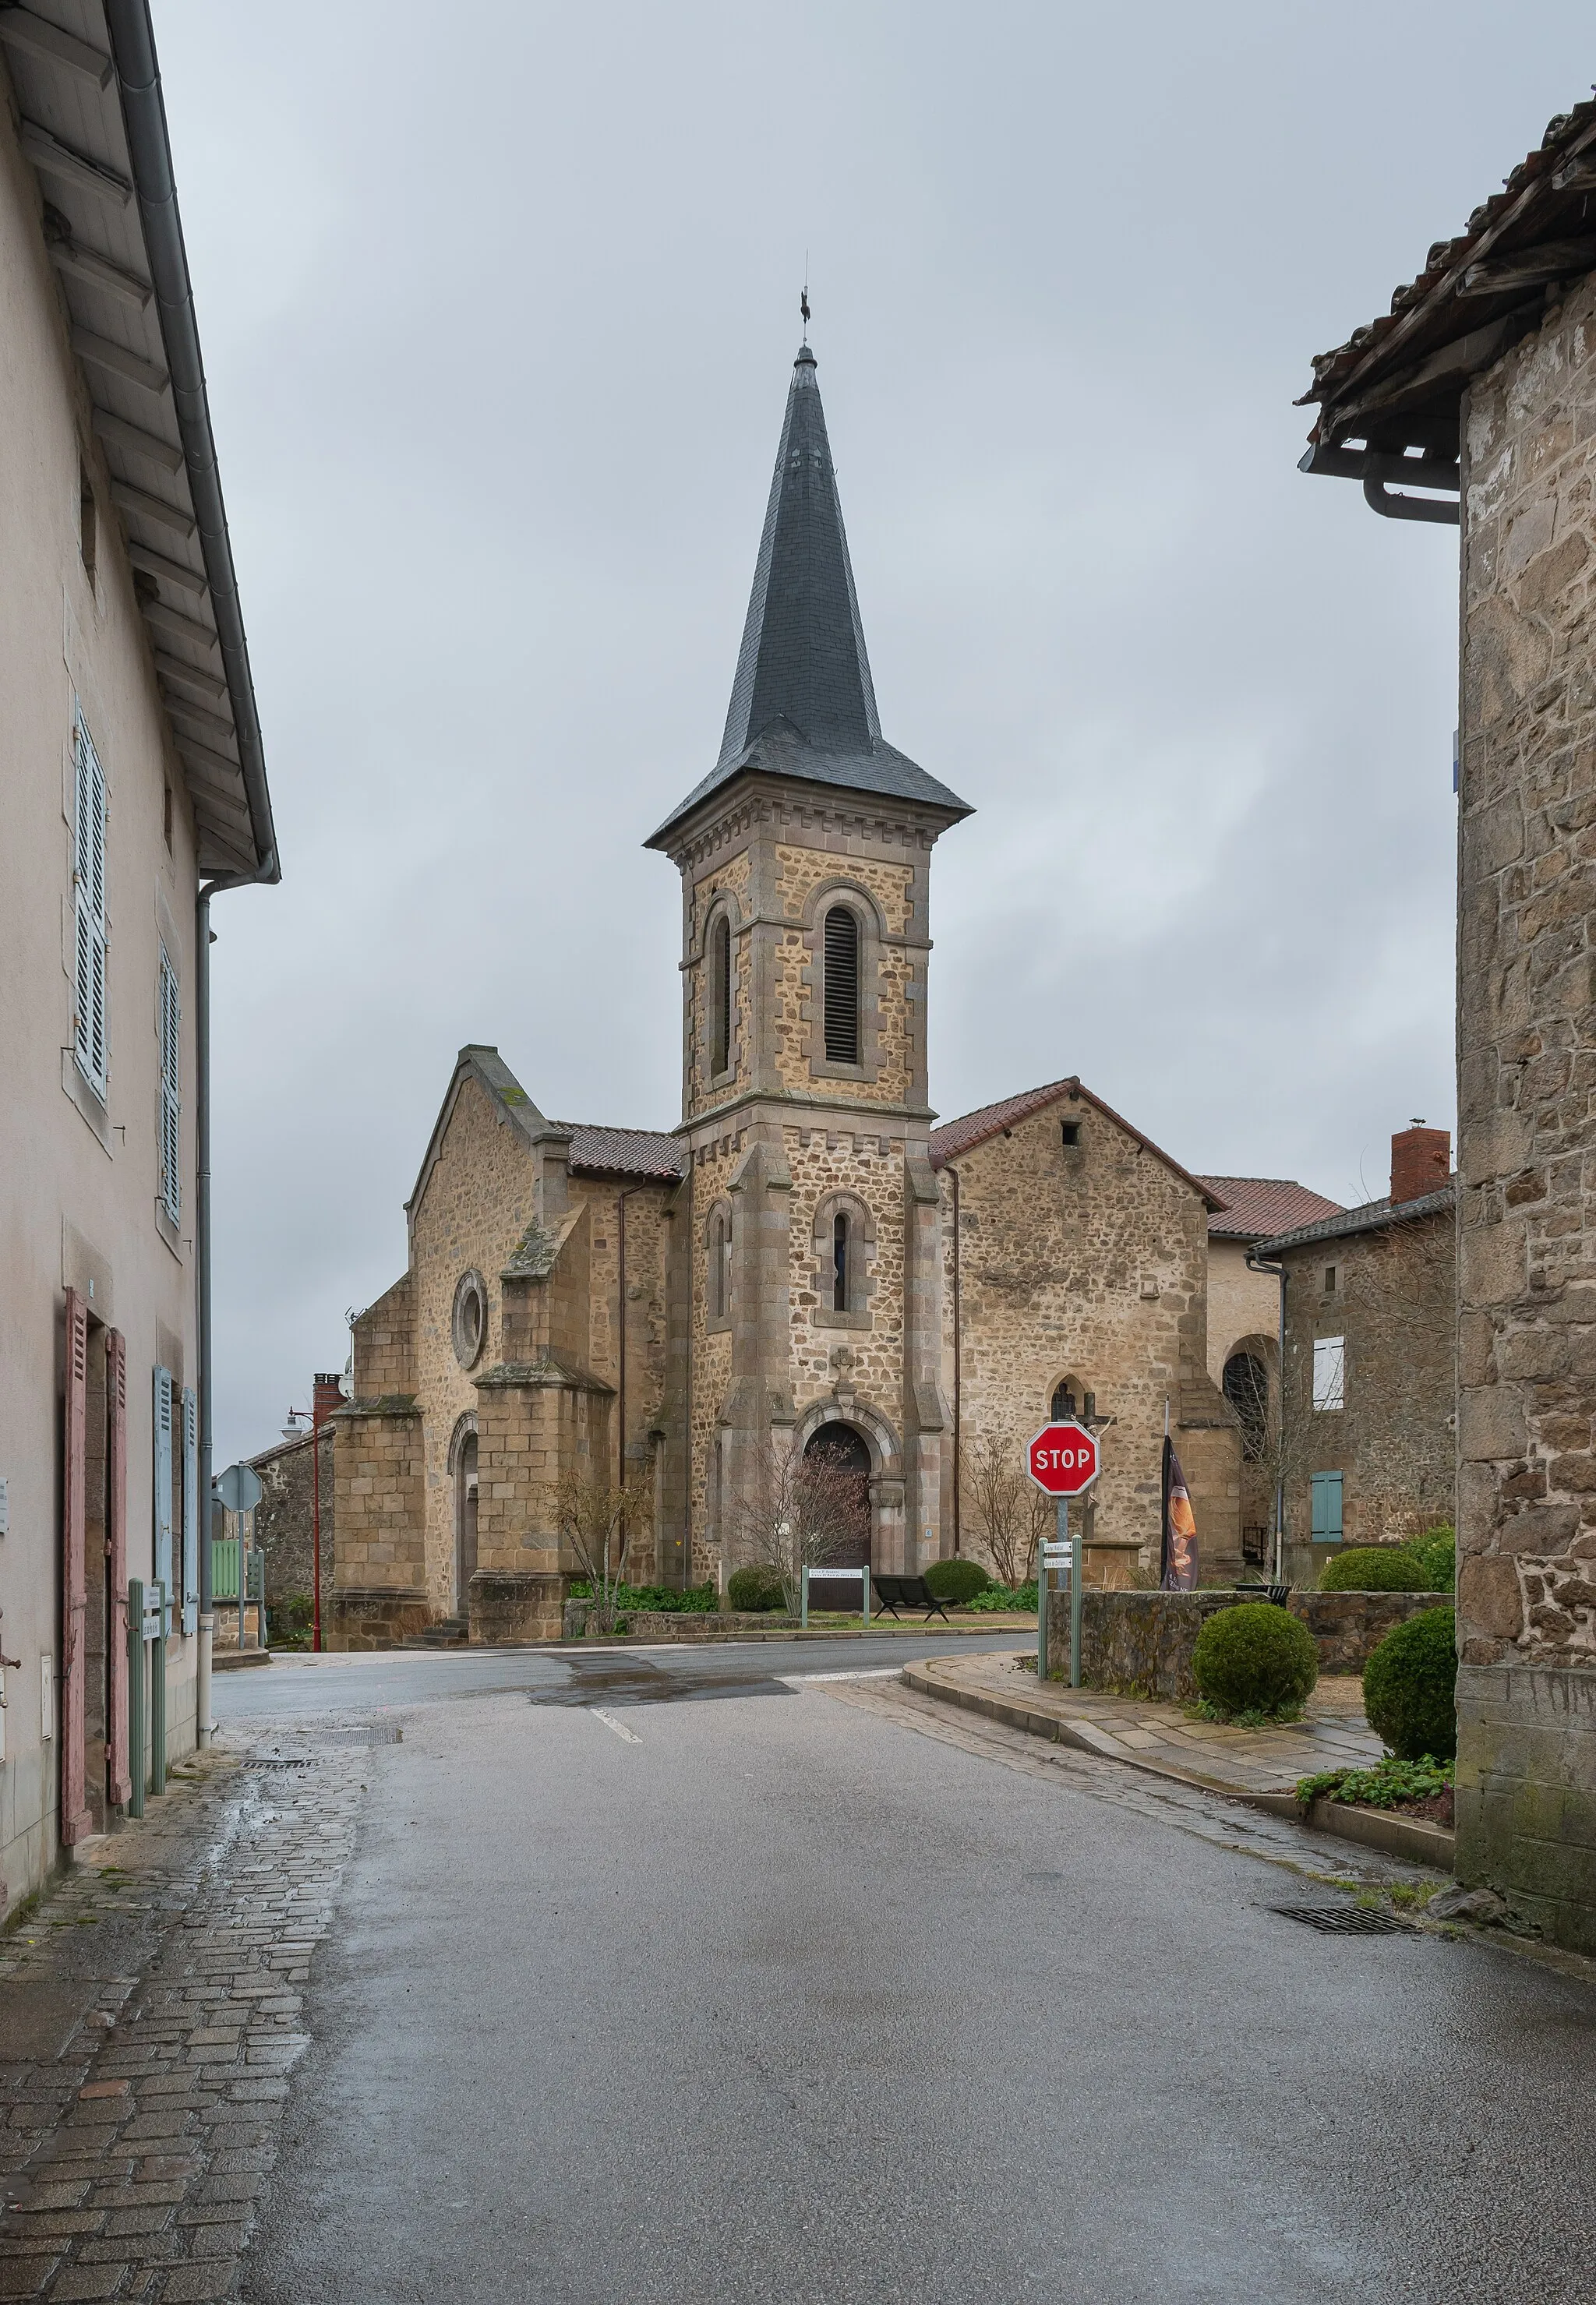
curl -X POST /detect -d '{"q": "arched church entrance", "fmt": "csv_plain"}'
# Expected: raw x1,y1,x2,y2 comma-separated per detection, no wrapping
802,1421,873,1572
454,1430,478,1611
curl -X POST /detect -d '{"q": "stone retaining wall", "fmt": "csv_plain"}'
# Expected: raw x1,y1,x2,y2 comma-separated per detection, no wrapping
1048,1587,1450,1703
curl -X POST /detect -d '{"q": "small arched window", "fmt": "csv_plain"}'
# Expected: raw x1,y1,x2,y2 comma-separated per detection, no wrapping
710,1209,733,1320
709,913,732,1077
1050,1381,1077,1423
1223,1352,1270,1463
823,905,860,1065
832,1213,849,1311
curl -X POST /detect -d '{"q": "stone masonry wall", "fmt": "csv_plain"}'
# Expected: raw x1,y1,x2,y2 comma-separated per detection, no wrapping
942,1092,1241,1580
785,1124,906,1424
1052,1587,1451,1703
1457,270,1596,1945
1279,1209,1455,1575
249,1428,335,1614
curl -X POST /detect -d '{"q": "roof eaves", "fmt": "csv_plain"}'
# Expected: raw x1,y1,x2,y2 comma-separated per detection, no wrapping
0,4,277,882
1255,1184,1454,1256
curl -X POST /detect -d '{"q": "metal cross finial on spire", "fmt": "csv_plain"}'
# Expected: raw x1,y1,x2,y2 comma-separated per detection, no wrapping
800,258,810,340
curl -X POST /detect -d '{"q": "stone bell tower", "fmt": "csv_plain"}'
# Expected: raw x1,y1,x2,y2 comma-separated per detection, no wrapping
646,340,972,1582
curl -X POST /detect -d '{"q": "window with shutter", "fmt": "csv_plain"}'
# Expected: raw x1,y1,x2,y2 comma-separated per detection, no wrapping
1312,1335,1345,1412
1311,1470,1344,1542
153,1366,174,1636
72,706,108,1100
823,906,860,1065
158,944,181,1224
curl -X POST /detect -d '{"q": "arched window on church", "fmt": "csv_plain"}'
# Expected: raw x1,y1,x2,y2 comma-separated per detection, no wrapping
832,1213,849,1312
823,905,860,1065
1223,1351,1270,1463
709,913,732,1077
711,1210,733,1320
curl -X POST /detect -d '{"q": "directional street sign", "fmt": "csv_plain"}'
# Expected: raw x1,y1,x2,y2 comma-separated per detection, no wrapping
1026,1421,1100,1496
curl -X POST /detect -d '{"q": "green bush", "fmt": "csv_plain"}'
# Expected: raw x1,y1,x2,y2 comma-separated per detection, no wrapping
1402,1527,1455,1592
1319,1545,1428,1593
1363,1605,1457,1761
1192,1602,1319,1718
726,1565,787,1613
923,1558,991,1604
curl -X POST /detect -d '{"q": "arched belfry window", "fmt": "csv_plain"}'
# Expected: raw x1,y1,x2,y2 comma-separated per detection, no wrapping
832,1213,849,1312
823,906,860,1065
709,913,732,1078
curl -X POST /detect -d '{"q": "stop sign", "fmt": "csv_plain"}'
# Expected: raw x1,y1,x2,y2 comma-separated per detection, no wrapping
1026,1421,1100,1495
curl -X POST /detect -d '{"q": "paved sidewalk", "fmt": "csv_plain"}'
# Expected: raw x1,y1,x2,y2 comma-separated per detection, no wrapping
902,1649,1385,1798
0,1728,369,2302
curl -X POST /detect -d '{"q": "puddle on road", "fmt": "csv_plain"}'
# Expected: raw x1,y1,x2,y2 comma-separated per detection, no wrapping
527,1656,798,1707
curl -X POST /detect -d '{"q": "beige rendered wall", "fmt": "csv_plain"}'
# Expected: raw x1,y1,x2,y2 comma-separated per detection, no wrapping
0,108,202,1913
1206,1239,1280,1382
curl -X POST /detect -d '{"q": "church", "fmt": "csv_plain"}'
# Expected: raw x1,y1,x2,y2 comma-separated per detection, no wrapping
330,341,1253,1646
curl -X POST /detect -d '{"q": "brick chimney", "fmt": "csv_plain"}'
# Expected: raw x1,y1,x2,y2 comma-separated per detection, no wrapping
312,1371,344,1428
1390,1124,1450,1206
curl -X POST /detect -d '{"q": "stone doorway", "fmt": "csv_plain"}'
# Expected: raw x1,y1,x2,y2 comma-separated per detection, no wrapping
802,1421,872,1570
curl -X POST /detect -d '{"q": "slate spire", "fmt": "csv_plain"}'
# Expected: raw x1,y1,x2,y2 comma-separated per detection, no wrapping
647,344,970,846
717,341,881,769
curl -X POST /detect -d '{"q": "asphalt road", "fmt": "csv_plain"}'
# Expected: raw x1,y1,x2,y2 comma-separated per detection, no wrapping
237,1644,1596,2305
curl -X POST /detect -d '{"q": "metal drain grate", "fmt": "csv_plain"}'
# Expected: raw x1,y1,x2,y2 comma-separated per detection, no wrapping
249,1756,315,1770
1272,1904,1419,1936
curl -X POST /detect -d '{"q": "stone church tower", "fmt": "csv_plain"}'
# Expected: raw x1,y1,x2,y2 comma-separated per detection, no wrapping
646,341,972,1580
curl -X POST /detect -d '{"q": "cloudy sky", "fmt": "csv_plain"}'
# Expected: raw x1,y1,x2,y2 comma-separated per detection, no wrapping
157,0,1595,1464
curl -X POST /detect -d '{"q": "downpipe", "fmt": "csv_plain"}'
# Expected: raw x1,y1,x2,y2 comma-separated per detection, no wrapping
195,874,245,1746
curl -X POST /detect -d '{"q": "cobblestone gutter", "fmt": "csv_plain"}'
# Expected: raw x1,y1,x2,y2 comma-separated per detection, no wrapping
0,1731,369,2301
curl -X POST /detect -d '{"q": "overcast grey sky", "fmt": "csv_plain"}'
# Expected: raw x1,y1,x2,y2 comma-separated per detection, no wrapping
160,1,1595,1465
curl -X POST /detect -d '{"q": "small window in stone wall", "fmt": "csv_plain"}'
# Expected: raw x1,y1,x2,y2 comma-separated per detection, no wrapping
452,1269,488,1370
1060,1121,1080,1147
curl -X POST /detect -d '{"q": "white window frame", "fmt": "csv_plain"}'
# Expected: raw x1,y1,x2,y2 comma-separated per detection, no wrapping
1312,1335,1345,1414
158,941,181,1224
72,704,108,1100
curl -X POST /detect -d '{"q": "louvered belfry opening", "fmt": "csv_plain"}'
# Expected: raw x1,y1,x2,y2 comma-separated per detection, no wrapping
711,914,731,1075
823,906,860,1064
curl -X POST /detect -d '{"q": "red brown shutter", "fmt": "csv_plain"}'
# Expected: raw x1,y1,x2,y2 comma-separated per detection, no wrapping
106,1329,130,1808
61,1289,90,1846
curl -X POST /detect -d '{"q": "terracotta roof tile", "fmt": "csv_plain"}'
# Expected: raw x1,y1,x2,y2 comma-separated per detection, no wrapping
560,1124,685,1182
1196,1177,1345,1242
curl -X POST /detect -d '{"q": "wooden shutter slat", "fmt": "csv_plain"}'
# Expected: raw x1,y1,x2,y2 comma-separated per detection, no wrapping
107,1329,130,1807
61,1289,90,1845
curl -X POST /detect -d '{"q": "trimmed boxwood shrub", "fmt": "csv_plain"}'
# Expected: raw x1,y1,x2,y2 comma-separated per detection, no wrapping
1363,1604,1457,1761
1192,1602,1319,1717
726,1565,787,1613
923,1558,991,1604
1319,1545,1428,1593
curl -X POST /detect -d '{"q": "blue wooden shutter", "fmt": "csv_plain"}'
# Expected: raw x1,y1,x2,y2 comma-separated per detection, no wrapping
181,1385,199,1636
153,1366,174,1631
1311,1471,1343,1542
159,948,182,1225
72,708,108,1098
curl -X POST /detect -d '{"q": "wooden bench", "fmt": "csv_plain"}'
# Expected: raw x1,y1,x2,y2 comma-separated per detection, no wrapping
869,1573,952,1623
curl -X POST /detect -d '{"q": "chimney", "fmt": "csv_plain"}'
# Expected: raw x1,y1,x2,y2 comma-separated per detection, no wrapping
312,1371,343,1428
1391,1123,1450,1206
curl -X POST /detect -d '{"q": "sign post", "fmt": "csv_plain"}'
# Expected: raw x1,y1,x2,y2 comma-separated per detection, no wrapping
217,1463,264,1653
800,1563,871,1629
1026,1421,1101,1687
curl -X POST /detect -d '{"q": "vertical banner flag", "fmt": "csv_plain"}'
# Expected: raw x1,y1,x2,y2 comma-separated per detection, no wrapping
1160,1435,1198,1592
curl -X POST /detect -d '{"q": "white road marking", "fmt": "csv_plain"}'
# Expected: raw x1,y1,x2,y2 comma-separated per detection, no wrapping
787,1668,904,1686
590,1707,643,1743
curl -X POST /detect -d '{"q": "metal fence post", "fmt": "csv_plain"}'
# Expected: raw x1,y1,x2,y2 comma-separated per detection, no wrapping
150,1582,167,1796
862,1567,870,1626
1070,1509,1083,1689
800,1565,809,1631
127,1578,145,1819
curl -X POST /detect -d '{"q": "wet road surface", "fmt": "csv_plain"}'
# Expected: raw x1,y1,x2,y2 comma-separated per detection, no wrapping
233,1643,1596,2305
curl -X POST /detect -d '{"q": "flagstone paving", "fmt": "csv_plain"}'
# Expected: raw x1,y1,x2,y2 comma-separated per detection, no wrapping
902,1650,1386,1797
0,1729,369,2302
